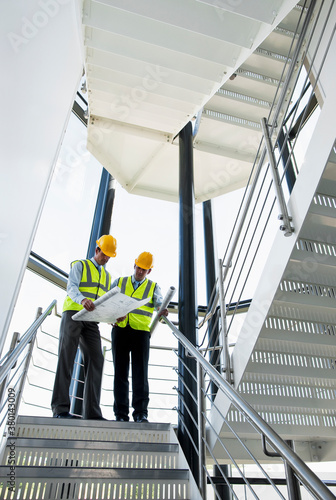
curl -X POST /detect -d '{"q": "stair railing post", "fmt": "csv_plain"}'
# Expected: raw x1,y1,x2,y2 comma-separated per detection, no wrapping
14,307,43,417
261,117,294,237
217,259,231,384
197,360,207,499
0,332,20,417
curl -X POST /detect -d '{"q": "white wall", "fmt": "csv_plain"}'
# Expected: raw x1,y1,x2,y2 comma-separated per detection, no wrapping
307,0,336,104
0,0,83,353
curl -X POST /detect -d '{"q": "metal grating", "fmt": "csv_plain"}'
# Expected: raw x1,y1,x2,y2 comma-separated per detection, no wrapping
0,418,195,500
0,470,189,500
227,407,336,430
265,316,336,337
1,439,178,469
15,420,170,444
280,279,336,298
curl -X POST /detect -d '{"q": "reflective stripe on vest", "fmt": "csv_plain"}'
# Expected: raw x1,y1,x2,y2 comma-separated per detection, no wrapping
117,276,156,331
63,259,111,312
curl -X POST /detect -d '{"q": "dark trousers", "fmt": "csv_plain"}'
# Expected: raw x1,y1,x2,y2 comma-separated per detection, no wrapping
112,324,150,420
51,311,104,419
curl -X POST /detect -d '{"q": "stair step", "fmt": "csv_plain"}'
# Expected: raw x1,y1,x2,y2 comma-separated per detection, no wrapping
311,192,336,218
269,298,336,324
225,407,336,440
259,325,336,348
285,238,336,284
15,416,171,443
276,284,336,308
245,355,336,380
1,437,179,468
317,178,336,198
241,392,336,411
0,466,189,500
255,336,336,357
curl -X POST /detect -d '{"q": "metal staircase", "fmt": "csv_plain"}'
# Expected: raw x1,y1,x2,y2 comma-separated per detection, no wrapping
209,97,336,465
235,152,336,453
81,0,301,203
0,416,201,500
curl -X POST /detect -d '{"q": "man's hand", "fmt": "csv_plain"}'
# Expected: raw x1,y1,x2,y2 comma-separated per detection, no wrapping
116,315,127,323
81,298,95,311
158,308,169,317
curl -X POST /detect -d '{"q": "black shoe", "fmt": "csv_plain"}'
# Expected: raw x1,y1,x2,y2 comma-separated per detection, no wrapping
54,412,80,419
134,415,149,423
116,416,128,422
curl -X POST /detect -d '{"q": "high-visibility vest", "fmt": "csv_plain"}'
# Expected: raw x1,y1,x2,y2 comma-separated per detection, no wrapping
117,276,156,331
63,259,111,312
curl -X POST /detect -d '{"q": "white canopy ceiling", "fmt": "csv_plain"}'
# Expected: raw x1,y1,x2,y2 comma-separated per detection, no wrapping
80,0,302,202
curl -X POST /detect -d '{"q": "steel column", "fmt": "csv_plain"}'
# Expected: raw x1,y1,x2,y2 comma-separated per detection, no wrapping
178,121,199,484
100,176,116,237
203,200,221,393
285,440,302,500
203,201,230,499
213,465,232,500
277,128,296,193
70,169,115,416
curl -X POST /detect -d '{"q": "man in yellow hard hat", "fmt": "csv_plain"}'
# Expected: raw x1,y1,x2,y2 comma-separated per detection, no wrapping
111,252,168,423
51,235,117,420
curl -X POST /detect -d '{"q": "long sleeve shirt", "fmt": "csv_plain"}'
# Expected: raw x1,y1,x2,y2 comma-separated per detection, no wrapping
67,257,107,305
111,276,163,311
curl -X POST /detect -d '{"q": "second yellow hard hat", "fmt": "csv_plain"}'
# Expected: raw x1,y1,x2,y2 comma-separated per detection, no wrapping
135,251,154,270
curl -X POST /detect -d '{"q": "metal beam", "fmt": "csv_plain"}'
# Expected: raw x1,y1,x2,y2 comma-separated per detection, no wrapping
27,253,67,290
193,140,256,163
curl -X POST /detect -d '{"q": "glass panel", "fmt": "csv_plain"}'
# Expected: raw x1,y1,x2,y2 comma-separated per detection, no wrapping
3,270,65,359
32,112,102,271
110,183,180,297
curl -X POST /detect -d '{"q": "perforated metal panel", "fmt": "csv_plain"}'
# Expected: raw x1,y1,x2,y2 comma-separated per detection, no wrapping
0,417,197,500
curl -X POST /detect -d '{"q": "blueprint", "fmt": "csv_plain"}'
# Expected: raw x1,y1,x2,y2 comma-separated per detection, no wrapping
72,287,149,323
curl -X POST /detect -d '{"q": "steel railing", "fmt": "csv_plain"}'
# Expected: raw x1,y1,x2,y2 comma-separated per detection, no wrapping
1,298,335,498
0,300,57,456
2,303,179,425
163,315,335,500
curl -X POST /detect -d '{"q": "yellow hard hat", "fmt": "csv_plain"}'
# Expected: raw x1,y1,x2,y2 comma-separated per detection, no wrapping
135,251,154,270
96,235,117,257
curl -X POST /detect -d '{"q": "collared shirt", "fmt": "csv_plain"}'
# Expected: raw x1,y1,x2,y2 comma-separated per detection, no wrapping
111,276,163,310
67,257,106,305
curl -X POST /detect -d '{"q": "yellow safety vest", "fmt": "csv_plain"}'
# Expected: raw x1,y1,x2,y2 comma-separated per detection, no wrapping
63,259,111,312
117,276,156,331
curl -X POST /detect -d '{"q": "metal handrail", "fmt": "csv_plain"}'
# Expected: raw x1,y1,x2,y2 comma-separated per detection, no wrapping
0,300,57,386
150,286,176,336
163,315,335,500
18,327,179,420
199,0,318,332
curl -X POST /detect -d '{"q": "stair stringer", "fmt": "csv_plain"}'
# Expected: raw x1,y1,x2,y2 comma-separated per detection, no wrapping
169,426,202,500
